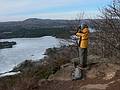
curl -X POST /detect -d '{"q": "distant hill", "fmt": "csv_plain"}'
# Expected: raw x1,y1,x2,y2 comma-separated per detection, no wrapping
0,18,70,31
0,18,91,39
0,18,73,39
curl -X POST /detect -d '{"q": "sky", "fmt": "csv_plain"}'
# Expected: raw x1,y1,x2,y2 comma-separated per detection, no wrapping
0,0,113,22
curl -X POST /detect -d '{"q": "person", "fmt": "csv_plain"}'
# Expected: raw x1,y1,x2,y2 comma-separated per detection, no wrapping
76,24,89,68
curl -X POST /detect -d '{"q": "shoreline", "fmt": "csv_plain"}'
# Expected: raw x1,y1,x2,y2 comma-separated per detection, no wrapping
0,36,64,74
0,36,71,76
0,41,16,49
0,44,76,78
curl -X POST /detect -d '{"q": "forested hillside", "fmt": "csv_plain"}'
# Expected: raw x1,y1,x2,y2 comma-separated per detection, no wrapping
0,18,71,39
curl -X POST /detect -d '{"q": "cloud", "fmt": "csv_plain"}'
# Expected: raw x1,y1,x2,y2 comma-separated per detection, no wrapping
0,0,113,21
0,11,79,21
0,10,99,22
0,0,79,15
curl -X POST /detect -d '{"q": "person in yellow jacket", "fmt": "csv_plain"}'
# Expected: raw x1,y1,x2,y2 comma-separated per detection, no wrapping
76,24,89,68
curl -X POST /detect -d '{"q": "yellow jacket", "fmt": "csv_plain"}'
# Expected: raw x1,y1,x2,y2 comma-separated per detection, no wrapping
76,28,89,48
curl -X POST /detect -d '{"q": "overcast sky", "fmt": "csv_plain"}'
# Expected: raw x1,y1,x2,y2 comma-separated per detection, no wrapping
0,0,113,22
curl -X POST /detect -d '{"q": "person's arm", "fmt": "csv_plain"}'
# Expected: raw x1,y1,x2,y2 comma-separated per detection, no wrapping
76,32,83,37
76,28,89,37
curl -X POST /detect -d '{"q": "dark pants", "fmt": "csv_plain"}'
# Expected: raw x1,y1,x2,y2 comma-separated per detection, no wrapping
79,48,87,68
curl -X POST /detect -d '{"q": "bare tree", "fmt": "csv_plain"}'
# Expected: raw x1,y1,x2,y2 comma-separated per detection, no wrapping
91,0,120,58
67,12,85,57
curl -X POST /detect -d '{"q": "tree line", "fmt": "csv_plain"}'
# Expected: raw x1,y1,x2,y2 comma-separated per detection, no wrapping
0,27,70,39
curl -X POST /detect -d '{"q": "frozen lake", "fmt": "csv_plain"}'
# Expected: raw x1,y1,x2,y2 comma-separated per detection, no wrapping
0,36,65,73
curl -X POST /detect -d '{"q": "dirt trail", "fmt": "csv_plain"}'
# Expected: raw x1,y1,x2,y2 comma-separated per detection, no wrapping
42,61,120,90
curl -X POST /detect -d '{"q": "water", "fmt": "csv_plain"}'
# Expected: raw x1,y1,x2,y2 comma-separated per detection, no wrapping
0,36,64,73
